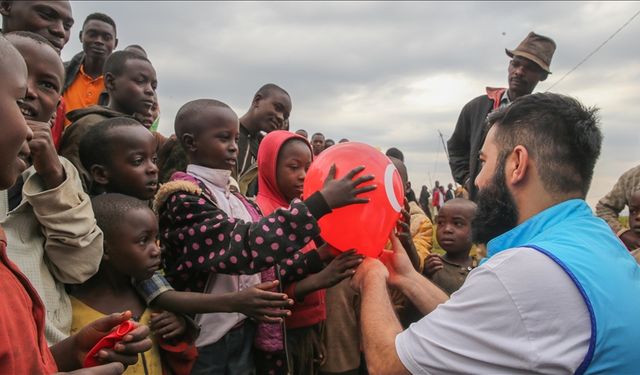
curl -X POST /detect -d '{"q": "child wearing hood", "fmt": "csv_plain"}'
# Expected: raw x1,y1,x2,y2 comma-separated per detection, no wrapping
255,130,364,374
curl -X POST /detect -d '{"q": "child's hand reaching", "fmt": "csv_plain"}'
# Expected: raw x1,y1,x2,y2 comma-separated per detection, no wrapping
423,254,444,277
397,205,420,271
316,250,365,288
149,311,186,340
320,164,376,209
231,280,294,323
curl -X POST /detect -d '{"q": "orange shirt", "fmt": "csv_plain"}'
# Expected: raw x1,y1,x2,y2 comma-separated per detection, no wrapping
62,64,105,127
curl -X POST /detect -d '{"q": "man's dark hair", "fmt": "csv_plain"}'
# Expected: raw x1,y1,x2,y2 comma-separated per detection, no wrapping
486,92,601,197
83,12,116,33
103,50,149,77
79,117,143,172
386,147,404,162
312,132,324,139
92,193,150,238
255,83,289,100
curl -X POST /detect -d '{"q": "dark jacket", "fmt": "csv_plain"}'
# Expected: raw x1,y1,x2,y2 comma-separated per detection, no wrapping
58,105,128,192
447,87,505,200
63,51,109,105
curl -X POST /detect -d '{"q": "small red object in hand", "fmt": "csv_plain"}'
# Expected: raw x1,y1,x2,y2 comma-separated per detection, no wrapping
83,320,136,368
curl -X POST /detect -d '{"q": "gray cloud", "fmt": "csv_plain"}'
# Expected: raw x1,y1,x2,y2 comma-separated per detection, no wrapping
61,1,640,207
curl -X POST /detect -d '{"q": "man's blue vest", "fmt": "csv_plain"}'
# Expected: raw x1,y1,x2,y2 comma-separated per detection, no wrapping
487,199,640,374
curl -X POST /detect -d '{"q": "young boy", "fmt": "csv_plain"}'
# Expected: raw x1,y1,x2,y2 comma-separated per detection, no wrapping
71,193,197,375
156,98,373,374
1,31,103,345
79,117,159,200
62,13,118,127
0,32,150,375
59,50,157,192
425,198,478,295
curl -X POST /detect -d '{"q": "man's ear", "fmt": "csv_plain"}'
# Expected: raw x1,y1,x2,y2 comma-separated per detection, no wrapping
104,72,116,92
0,1,13,17
114,37,119,49
181,133,197,153
90,164,110,186
78,29,83,43
508,145,530,185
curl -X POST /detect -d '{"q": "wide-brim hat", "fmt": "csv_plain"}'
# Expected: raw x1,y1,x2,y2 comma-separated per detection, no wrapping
506,31,556,74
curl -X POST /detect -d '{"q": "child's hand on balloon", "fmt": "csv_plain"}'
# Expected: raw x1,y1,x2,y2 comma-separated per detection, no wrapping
317,250,364,288
320,164,376,209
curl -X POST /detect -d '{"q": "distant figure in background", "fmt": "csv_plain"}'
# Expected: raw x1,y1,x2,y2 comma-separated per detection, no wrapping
311,132,325,156
432,182,444,215
295,129,308,139
339,138,349,143
595,165,640,251
385,147,404,162
445,183,455,201
418,185,433,221
324,138,335,149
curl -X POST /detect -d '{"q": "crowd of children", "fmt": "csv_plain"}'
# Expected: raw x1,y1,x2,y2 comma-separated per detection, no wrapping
0,2,639,375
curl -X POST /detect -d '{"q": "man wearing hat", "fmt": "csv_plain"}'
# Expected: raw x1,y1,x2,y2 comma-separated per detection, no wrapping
447,31,556,200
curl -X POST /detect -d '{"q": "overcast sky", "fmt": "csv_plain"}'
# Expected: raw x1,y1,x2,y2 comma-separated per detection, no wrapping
61,1,640,208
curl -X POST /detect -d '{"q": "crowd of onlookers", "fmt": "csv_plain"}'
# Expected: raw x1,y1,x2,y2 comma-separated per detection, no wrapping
0,2,639,374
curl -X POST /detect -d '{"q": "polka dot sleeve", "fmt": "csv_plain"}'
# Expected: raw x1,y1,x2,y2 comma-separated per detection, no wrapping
158,192,321,292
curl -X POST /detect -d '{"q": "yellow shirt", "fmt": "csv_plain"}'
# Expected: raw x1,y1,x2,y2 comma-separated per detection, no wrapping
70,296,163,375
62,64,105,127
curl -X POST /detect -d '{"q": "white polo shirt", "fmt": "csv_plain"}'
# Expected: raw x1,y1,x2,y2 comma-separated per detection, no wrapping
396,247,590,374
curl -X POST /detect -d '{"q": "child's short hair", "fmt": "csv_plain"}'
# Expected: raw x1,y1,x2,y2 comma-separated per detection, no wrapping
103,50,150,77
92,193,150,238
79,117,142,172
174,98,233,140
83,12,117,33
255,83,289,100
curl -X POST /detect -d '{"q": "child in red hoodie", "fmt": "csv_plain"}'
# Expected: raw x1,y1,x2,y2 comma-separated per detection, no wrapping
255,130,363,374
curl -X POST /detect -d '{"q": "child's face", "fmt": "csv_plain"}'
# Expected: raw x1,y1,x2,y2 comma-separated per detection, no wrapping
81,19,117,61
103,125,158,200
192,108,239,171
629,191,640,236
277,139,312,202
436,204,473,255
0,43,31,189
311,134,325,155
253,91,291,133
11,37,64,123
108,58,157,116
105,208,161,281
0,1,74,53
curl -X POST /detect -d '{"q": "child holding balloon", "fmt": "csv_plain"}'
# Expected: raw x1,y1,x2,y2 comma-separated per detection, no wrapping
155,99,374,374
254,130,365,375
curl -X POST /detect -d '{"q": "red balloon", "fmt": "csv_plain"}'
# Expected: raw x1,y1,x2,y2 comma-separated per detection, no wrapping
303,142,404,258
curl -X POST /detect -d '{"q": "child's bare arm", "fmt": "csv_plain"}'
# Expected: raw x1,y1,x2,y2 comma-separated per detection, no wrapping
150,281,293,322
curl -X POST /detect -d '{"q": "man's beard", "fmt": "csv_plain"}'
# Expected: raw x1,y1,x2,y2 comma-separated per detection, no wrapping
472,157,519,245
